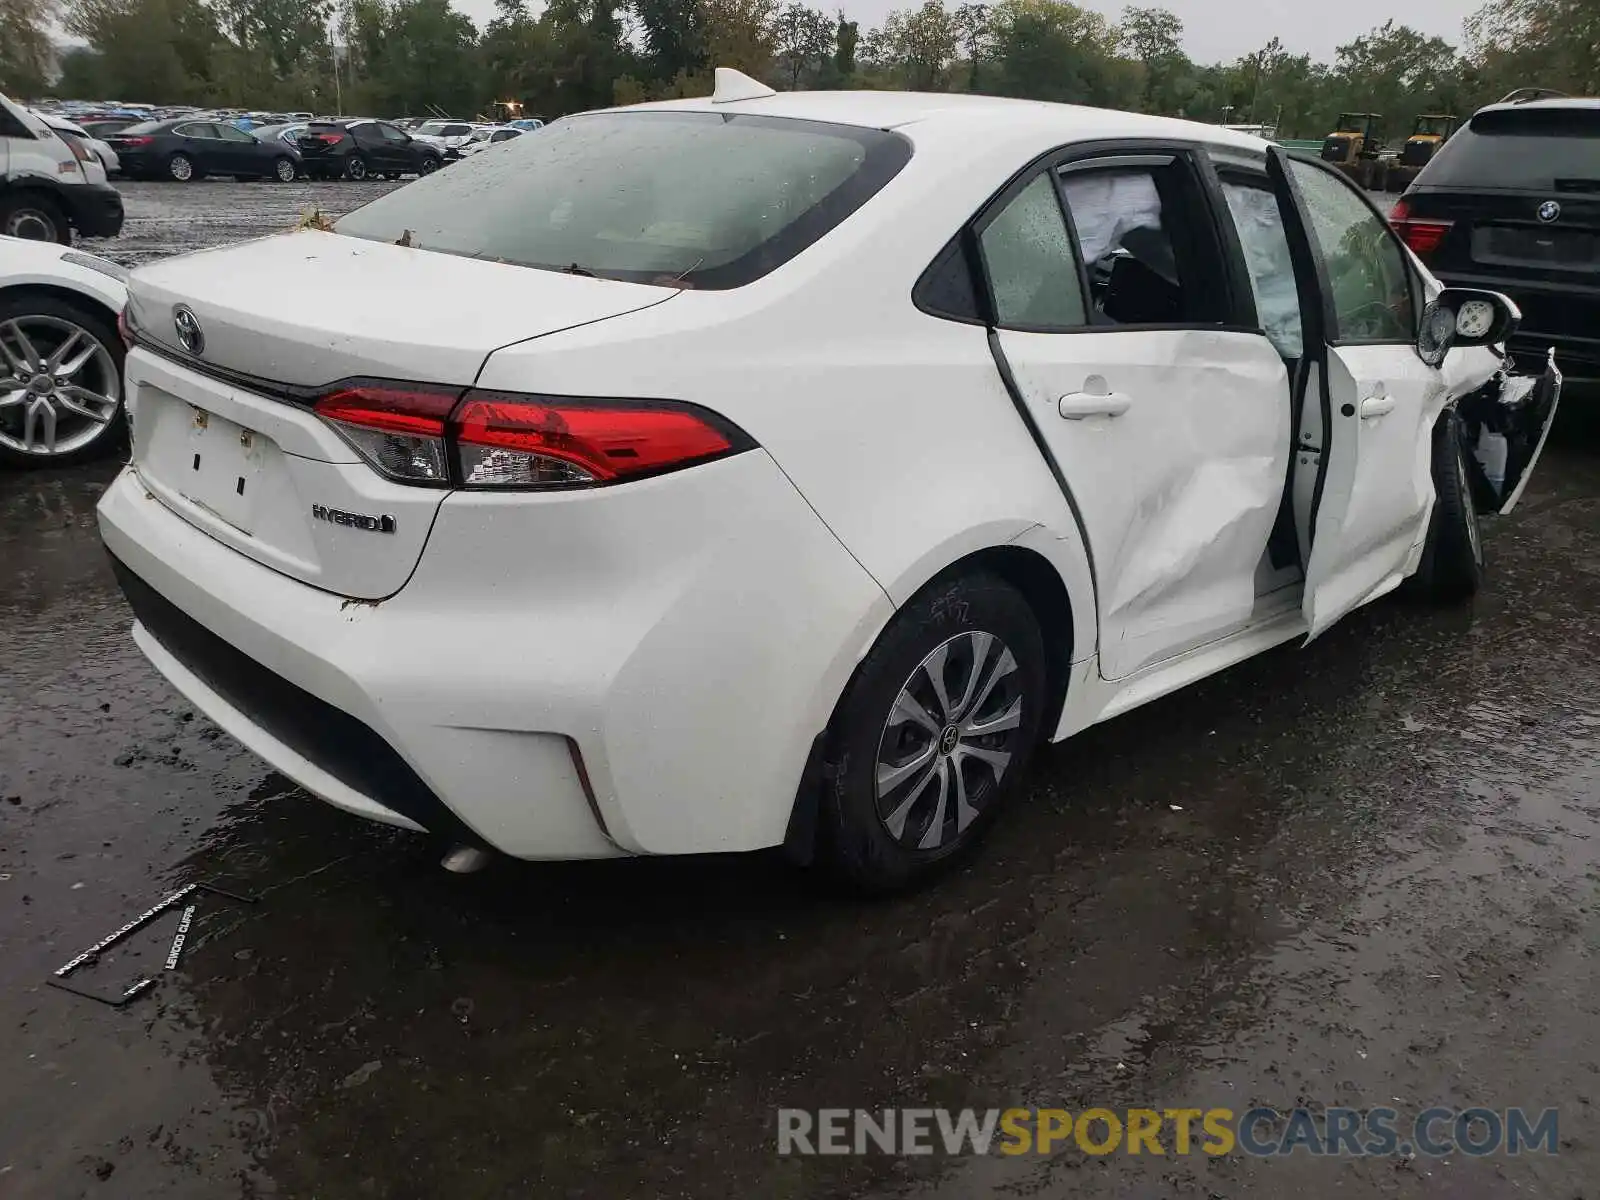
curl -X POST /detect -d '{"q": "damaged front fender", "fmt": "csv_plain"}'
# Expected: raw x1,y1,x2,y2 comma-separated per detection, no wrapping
1457,348,1563,517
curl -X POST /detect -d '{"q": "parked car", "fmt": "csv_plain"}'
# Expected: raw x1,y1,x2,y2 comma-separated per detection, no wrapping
0,92,123,243
100,75,1560,892
0,233,129,465
410,119,481,156
78,116,146,139
455,126,523,156
104,118,301,183
1393,97,1600,378
507,118,545,131
34,111,120,175
293,119,443,180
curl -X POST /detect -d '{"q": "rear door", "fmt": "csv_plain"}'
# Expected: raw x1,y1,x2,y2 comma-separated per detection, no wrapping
986,148,1293,680
1266,148,1446,639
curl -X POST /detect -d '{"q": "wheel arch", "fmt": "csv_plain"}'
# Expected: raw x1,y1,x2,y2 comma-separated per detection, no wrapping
0,281,124,328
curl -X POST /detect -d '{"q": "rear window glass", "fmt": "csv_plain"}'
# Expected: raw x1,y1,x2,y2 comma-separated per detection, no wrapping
116,120,165,136
333,111,912,289
1423,106,1600,190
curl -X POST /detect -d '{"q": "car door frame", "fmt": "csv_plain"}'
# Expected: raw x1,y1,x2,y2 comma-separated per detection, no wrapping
1262,145,1445,638
960,137,1300,680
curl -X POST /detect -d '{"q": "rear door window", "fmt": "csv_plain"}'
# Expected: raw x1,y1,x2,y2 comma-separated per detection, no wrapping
1056,159,1228,326
977,173,1087,329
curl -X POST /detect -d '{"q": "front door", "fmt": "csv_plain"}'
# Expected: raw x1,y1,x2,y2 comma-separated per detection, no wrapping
1265,148,1450,639
987,150,1293,680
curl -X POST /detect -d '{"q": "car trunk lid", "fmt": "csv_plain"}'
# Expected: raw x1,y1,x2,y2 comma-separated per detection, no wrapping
124,231,676,599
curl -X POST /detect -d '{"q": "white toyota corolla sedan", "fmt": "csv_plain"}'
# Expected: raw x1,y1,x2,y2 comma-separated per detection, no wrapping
98,72,1560,891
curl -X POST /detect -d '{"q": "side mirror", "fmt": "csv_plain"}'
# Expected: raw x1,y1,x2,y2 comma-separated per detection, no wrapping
1417,288,1521,367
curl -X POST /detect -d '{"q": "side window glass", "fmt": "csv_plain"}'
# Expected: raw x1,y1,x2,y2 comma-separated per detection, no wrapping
380,124,409,143
1058,167,1186,326
977,173,1087,330
1288,160,1415,341
1220,177,1304,358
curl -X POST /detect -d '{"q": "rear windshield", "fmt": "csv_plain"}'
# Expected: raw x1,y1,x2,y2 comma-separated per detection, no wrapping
333,110,912,289
1422,106,1600,190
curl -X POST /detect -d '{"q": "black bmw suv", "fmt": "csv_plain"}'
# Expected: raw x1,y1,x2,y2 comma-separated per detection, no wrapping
1393,99,1600,378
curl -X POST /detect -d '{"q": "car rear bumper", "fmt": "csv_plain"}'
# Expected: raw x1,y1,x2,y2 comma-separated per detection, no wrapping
96,454,891,860
63,182,124,238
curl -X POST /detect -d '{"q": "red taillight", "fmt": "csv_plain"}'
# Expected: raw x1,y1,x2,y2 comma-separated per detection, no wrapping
315,133,343,145
1390,198,1453,258
314,384,459,486
117,136,153,148
312,383,746,490
451,394,736,487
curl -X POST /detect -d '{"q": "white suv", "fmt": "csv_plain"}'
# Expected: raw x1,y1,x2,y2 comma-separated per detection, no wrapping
1,92,124,243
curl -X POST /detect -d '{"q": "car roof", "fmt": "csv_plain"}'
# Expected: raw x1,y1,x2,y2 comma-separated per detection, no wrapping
611,89,1270,155
1473,97,1600,117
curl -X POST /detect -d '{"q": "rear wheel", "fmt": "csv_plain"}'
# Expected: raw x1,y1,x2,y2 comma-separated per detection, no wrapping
344,155,369,181
167,152,197,182
0,193,69,244
817,572,1046,893
1409,408,1484,603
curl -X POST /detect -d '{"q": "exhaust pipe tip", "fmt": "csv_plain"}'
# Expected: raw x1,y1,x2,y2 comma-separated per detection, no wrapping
440,845,493,874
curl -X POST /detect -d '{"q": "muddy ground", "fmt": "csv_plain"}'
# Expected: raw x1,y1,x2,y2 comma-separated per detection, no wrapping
2,180,1598,1199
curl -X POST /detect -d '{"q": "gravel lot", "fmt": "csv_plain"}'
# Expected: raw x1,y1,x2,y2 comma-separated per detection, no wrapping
1,179,1597,1199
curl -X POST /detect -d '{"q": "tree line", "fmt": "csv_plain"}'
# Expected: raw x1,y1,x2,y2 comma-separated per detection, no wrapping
0,0,1592,139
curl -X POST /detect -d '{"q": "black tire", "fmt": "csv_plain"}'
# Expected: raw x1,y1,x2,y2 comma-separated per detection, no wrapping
418,155,440,175
273,157,297,183
816,572,1047,893
1410,408,1484,603
167,152,198,182
0,192,70,244
0,292,126,468
344,155,369,181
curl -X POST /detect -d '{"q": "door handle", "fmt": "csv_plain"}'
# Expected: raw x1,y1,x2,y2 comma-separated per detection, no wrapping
1360,394,1396,418
1059,376,1132,420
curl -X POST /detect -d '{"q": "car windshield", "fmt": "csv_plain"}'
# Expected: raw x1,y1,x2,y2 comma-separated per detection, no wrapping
333,111,911,289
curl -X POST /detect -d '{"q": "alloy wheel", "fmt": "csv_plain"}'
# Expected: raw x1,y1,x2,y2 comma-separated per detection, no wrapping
347,156,368,180
275,157,297,182
170,154,193,182
0,316,121,458
874,630,1025,850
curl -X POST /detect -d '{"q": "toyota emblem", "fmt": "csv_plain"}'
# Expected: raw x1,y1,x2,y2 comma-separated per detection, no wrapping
173,305,204,356
1538,200,1561,224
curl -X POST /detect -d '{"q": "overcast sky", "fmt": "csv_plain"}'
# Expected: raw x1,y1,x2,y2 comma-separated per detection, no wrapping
453,0,1480,66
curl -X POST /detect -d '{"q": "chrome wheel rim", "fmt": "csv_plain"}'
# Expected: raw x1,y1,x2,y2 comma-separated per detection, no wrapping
276,158,296,181
170,155,192,181
348,157,367,180
3,208,56,240
875,631,1024,850
0,316,121,457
